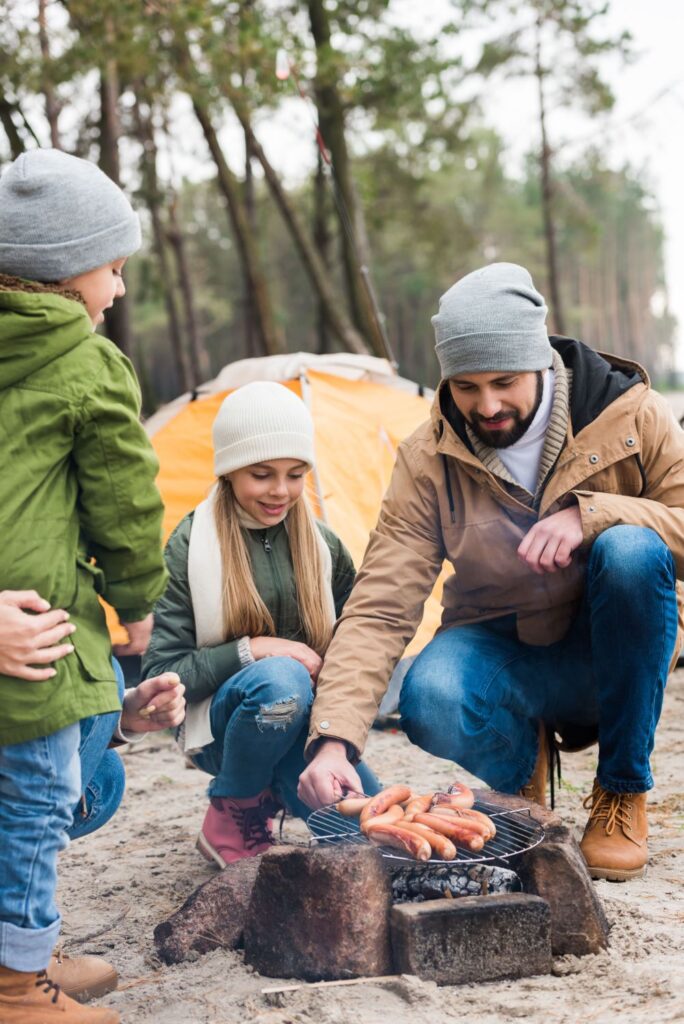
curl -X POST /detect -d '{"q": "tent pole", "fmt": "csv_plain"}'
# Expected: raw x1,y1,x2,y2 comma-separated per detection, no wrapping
299,374,329,525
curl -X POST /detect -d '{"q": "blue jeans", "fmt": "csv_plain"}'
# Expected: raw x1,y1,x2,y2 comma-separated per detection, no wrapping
400,526,678,795
0,663,126,970
191,656,380,819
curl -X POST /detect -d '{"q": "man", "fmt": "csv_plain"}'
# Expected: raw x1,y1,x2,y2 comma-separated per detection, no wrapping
298,262,683,882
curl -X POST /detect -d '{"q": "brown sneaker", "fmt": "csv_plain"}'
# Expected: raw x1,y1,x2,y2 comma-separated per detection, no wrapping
519,721,550,808
580,779,648,881
49,950,118,1003
0,965,119,1023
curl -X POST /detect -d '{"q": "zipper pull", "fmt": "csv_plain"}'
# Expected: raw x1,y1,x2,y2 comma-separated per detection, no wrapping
261,531,272,554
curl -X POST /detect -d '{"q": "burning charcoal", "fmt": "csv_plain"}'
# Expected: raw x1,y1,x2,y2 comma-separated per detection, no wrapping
389,862,520,903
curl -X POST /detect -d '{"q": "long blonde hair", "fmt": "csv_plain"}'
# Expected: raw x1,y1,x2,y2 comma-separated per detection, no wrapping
214,477,333,656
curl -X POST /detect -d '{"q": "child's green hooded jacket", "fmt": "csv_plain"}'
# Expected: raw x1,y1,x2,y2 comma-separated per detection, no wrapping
0,276,168,745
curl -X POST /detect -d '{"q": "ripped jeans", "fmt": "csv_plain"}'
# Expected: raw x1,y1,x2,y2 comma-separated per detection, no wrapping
190,656,380,819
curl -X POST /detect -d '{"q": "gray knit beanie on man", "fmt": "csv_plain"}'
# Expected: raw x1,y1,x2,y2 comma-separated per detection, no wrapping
432,262,552,378
0,148,141,282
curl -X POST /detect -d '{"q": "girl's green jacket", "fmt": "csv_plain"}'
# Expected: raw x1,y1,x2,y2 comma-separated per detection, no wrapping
0,276,168,745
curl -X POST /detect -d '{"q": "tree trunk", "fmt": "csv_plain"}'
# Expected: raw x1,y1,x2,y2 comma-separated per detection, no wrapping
0,99,25,158
242,126,258,357
134,94,192,394
307,0,388,358
38,0,61,148
192,96,286,357
314,149,331,353
167,194,209,385
98,20,134,357
232,103,370,356
535,15,565,336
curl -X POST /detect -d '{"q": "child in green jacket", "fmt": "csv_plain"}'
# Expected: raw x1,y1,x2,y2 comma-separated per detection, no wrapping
0,149,180,1024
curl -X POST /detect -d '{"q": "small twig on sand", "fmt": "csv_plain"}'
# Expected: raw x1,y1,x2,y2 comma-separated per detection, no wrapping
261,975,401,996
117,975,161,992
68,905,131,945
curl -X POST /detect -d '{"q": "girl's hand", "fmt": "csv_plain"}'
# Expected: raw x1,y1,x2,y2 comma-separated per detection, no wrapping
121,672,185,732
249,637,323,682
0,590,76,680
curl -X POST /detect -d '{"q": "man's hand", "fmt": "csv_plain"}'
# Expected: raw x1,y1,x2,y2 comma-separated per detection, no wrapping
121,672,185,733
297,739,364,810
113,613,154,657
250,636,322,683
518,505,583,575
0,590,76,680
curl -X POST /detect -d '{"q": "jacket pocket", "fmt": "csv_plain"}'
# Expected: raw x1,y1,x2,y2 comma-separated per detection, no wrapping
75,555,106,596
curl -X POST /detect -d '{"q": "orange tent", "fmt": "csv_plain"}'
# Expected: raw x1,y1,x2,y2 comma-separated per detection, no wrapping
109,353,447,653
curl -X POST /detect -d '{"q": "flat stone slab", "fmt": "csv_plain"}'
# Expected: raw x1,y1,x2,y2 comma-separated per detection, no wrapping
243,844,393,981
472,787,563,828
515,824,610,955
391,893,552,985
153,855,262,964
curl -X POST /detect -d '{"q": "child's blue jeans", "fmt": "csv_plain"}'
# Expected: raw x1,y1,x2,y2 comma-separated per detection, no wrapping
190,655,380,818
400,526,678,795
0,662,126,971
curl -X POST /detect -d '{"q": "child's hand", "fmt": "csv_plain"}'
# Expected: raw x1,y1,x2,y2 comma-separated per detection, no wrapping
113,613,154,656
0,590,76,680
121,672,185,732
249,637,323,682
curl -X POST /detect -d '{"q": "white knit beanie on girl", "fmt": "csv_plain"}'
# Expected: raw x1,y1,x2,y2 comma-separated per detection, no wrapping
212,382,316,477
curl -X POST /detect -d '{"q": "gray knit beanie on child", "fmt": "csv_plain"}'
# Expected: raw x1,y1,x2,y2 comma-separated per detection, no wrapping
432,263,552,378
213,382,316,477
0,148,141,282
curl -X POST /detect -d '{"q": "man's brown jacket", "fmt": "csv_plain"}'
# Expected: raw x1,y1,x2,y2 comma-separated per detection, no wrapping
306,339,684,759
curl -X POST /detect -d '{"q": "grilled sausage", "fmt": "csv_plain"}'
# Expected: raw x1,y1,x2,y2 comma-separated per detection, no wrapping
414,812,486,851
428,805,496,838
398,821,457,861
359,785,413,825
360,804,405,835
402,793,435,821
433,783,475,809
367,824,432,861
336,796,371,817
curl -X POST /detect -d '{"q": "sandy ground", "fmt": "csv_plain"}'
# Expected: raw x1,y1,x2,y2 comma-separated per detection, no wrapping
57,670,684,1024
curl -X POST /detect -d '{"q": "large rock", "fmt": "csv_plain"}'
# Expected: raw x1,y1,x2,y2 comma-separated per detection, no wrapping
153,856,262,964
391,893,552,985
243,844,393,980
515,824,610,955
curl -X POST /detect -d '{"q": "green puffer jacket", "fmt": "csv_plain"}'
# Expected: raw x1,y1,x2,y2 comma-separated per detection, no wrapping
142,512,356,704
0,276,168,745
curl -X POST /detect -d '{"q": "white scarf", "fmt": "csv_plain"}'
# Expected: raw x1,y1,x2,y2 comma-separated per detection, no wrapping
179,484,336,753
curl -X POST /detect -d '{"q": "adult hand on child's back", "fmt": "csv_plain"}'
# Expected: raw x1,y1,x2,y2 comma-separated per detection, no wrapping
113,612,154,656
249,636,323,683
121,672,185,732
0,590,75,680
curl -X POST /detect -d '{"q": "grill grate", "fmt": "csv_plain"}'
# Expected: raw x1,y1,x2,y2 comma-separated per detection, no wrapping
306,799,544,866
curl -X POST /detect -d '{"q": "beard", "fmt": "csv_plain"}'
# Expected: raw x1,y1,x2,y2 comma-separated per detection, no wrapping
467,371,544,449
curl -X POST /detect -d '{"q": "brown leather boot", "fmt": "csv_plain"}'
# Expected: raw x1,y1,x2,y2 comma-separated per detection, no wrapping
49,950,118,1002
518,721,549,808
580,779,649,881
0,965,119,1023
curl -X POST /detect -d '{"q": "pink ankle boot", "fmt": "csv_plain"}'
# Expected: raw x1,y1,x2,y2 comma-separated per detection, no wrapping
196,790,280,868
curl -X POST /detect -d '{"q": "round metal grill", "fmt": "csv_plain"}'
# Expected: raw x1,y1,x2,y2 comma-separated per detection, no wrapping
306,799,544,866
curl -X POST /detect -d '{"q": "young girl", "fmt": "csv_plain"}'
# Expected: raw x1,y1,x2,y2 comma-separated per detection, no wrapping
142,381,379,866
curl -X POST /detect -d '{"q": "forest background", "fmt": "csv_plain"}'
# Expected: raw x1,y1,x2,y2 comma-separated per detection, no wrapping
0,0,677,412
